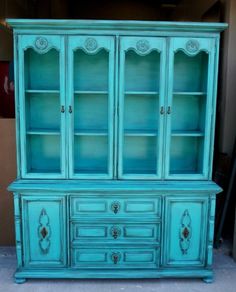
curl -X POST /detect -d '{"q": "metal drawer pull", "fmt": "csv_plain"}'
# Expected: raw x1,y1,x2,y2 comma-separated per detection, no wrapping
61,105,65,113
111,252,121,264
111,201,121,214
111,226,121,239
167,106,171,114
160,106,165,115
69,105,72,113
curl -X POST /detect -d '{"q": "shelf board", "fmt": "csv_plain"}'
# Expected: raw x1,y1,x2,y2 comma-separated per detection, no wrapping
74,130,108,136
173,91,206,96
25,89,60,94
125,91,159,95
74,90,108,95
171,131,204,137
124,130,158,137
26,129,60,135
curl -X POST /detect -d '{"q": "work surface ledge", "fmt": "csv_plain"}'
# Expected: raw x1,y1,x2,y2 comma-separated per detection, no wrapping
8,179,222,194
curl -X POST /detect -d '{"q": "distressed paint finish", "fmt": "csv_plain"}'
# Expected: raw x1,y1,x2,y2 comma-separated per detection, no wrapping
6,19,227,283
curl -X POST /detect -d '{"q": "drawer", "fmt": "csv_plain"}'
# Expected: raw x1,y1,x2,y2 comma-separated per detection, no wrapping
70,196,161,218
71,247,159,269
71,222,160,243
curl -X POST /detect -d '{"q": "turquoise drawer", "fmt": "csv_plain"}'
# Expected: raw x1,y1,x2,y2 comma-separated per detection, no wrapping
71,247,159,269
70,196,161,218
71,222,160,244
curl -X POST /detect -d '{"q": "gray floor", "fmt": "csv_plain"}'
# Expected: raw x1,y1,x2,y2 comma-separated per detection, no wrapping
1,245,236,292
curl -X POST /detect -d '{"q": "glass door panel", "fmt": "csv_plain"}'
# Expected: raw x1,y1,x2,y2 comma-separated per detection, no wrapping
68,36,114,178
19,35,66,178
118,37,166,179
165,38,215,179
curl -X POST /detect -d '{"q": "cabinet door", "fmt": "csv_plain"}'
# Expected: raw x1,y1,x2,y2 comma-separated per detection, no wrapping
22,195,67,267
68,36,115,179
163,196,208,267
165,38,216,179
118,37,166,179
18,35,66,178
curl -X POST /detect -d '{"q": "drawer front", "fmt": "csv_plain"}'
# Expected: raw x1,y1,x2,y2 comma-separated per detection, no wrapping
72,247,159,269
70,196,161,218
71,222,160,243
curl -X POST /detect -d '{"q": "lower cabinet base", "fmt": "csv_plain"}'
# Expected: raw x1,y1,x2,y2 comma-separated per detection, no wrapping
14,268,214,283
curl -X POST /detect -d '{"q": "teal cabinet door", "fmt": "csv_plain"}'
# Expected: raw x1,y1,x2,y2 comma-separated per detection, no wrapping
163,196,208,267
165,37,216,180
118,37,166,179
18,35,66,178
67,36,115,179
21,195,67,267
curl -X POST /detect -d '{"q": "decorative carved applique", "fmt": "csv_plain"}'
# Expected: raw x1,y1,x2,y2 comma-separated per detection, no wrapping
185,39,200,54
136,39,150,53
179,209,192,254
38,208,51,254
110,226,121,239
111,252,121,264
84,38,98,51
35,37,48,51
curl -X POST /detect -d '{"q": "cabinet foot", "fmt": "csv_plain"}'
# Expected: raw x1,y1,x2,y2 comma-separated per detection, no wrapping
202,277,214,283
15,278,26,284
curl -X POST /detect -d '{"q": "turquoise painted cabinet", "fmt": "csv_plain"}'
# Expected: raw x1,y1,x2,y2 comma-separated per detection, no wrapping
7,19,227,284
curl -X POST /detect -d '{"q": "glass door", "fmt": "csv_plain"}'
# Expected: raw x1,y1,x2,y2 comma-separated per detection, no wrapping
165,37,216,179
68,36,115,178
18,35,66,178
118,37,166,179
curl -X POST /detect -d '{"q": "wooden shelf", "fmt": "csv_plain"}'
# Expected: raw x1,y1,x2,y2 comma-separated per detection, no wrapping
74,130,108,136
173,91,206,96
26,129,60,135
74,90,108,95
125,91,159,95
25,89,60,94
124,130,158,136
171,131,204,137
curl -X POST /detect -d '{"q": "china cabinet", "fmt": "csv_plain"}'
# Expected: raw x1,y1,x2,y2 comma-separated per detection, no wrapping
7,19,227,283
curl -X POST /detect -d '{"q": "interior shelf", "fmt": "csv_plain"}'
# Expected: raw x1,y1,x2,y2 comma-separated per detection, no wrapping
74,130,108,136
74,90,108,95
171,131,204,137
173,92,206,96
26,129,60,135
125,91,159,95
124,130,158,136
25,89,60,94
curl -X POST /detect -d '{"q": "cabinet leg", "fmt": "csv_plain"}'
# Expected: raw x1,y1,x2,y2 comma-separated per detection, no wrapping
202,277,214,283
15,277,27,284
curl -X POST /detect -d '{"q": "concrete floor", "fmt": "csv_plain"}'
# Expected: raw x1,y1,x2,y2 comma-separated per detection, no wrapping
1,245,236,292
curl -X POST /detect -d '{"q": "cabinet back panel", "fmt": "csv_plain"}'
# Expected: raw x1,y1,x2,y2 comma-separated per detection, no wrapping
170,136,203,174
125,51,160,92
123,136,157,174
173,52,208,92
26,135,61,172
26,93,60,131
74,50,108,91
74,94,108,131
74,135,108,173
124,94,159,131
24,49,60,90
171,94,206,132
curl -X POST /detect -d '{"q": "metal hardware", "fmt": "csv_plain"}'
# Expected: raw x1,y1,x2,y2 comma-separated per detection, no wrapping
61,106,65,113
111,252,121,264
69,106,72,114
40,227,48,239
111,226,121,239
160,106,165,115
167,106,171,114
111,201,121,214
182,227,190,239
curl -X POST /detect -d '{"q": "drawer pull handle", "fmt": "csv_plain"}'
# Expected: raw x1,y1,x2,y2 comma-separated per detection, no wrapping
160,106,165,115
111,252,121,264
69,105,72,114
167,106,171,114
111,201,120,214
111,226,121,239
61,105,65,113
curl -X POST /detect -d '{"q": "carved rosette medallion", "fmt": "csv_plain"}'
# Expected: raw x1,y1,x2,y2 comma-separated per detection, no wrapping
38,208,51,254
179,209,192,254
84,38,98,52
136,39,150,53
35,37,48,51
185,39,199,54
